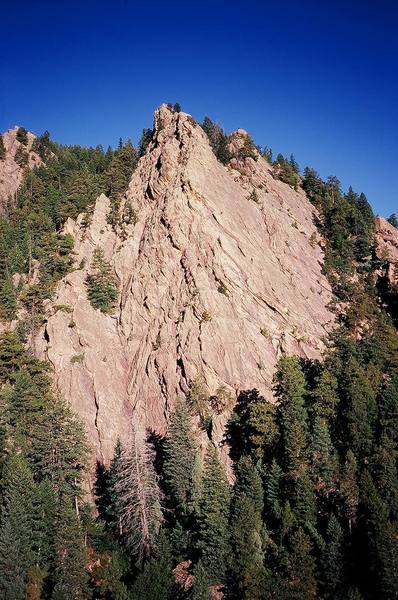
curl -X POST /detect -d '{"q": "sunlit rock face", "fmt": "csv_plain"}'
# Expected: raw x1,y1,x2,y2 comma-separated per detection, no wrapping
33,106,334,475
0,127,43,212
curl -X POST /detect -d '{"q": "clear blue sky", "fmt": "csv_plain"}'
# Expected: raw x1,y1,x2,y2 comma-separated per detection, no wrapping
1,0,397,216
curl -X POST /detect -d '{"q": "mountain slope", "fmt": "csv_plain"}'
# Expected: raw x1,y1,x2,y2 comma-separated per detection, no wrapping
0,127,43,212
33,105,334,466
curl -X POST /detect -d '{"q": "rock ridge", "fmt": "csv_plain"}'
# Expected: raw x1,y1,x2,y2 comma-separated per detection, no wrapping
32,105,335,474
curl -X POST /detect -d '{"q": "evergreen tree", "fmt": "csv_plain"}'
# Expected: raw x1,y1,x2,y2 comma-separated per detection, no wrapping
129,531,175,600
32,479,57,574
293,472,317,529
201,117,231,165
342,356,376,462
226,388,279,462
287,527,317,599
196,444,231,585
191,560,212,600
274,356,308,477
321,514,344,599
106,140,138,203
164,397,197,516
310,416,336,487
138,128,154,156
229,456,266,600
359,470,398,600
0,277,17,321
86,246,118,313
0,454,36,600
340,450,359,533
264,458,283,521
16,127,28,145
387,213,398,228
289,153,300,173
52,498,90,600
312,368,339,420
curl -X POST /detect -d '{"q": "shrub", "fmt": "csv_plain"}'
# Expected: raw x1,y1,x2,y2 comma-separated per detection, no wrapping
70,353,85,364
248,189,260,204
217,281,229,296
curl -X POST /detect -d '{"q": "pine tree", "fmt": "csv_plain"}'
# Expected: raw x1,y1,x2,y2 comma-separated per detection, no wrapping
310,416,336,487
138,128,154,156
289,154,300,173
312,368,339,420
52,497,90,600
115,424,163,564
196,444,231,585
229,456,266,600
274,356,308,477
164,397,197,516
201,117,231,165
359,469,398,599
340,450,359,533
192,560,212,600
387,213,398,228
265,458,283,521
105,140,138,203
342,357,376,462
379,374,398,444
129,531,175,600
86,246,118,313
32,479,57,574
293,472,317,529
0,277,17,321
0,454,36,600
16,127,28,145
287,527,317,599
321,514,344,599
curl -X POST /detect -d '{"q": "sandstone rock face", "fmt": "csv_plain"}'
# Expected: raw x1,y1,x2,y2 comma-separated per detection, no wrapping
35,106,334,472
375,216,398,286
375,217,398,263
0,127,43,212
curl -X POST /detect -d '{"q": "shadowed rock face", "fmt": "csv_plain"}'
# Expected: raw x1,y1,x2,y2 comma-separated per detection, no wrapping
33,105,334,471
0,127,43,212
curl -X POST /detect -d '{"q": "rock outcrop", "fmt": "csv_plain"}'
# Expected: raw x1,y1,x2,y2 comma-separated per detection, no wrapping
375,216,398,278
374,215,398,322
0,127,43,212
33,106,334,472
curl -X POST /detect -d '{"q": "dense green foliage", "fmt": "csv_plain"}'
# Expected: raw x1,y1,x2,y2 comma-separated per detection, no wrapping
16,127,28,145
86,247,118,313
201,117,231,165
0,117,397,598
273,153,301,188
0,332,88,598
387,213,398,228
0,131,137,325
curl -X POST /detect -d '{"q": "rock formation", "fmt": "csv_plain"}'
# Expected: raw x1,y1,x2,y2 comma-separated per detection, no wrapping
375,216,398,281
0,127,43,212
31,105,334,471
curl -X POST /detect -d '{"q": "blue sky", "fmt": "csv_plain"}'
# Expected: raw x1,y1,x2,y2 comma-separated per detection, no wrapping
1,0,397,216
